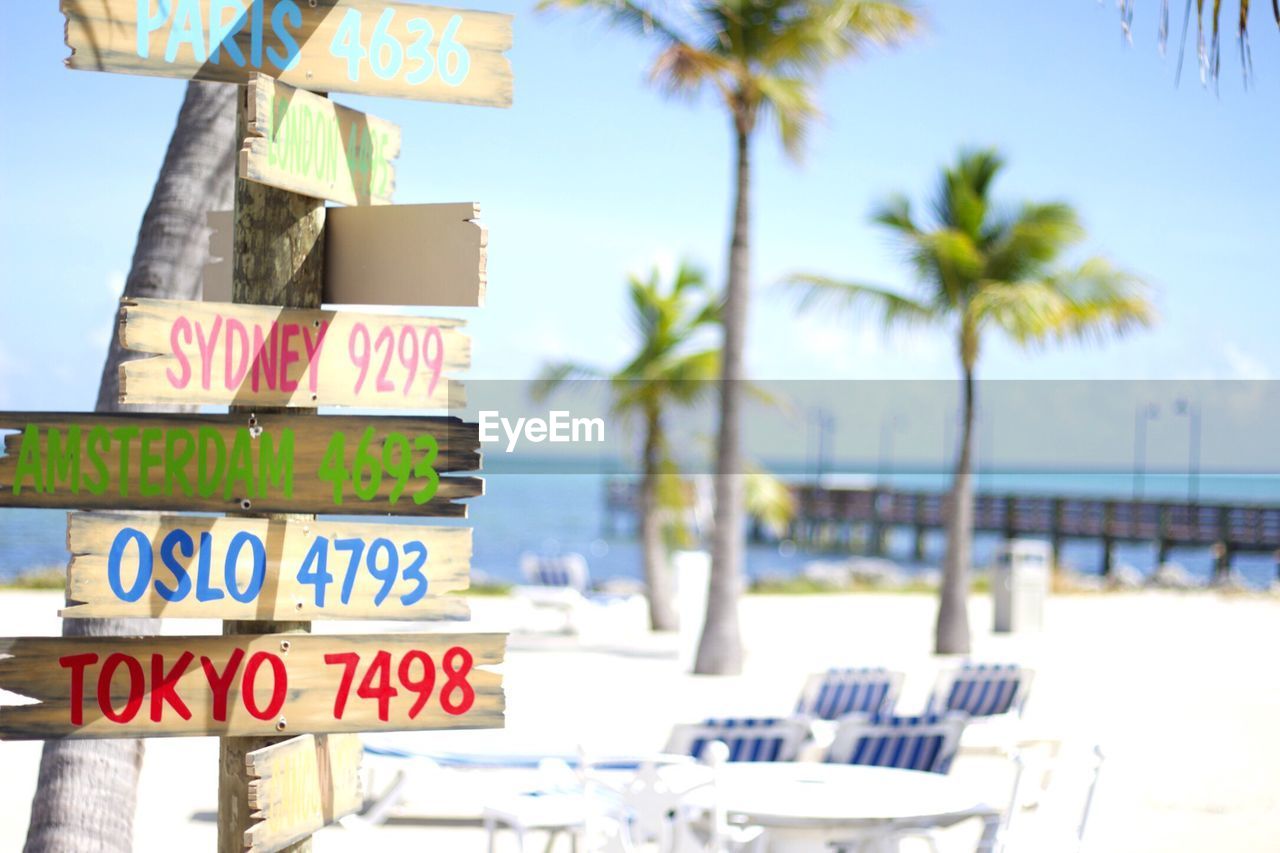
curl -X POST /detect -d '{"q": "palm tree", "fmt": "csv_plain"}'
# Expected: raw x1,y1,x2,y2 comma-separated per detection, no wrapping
24,81,235,853
534,262,721,632
786,148,1155,655
1117,0,1278,84
539,0,920,675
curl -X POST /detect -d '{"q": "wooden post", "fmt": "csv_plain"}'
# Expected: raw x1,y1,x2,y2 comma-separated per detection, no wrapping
217,85,326,853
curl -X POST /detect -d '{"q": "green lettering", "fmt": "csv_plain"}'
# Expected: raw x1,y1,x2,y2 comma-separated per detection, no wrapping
258,429,294,499
110,427,139,497
138,427,163,498
84,427,110,495
165,428,196,497
44,426,82,493
197,427,227,498
224,429,255,501
12,424,44,495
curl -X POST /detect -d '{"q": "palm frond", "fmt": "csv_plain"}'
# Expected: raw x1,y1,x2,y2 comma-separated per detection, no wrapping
650,43,734,101
530,361,608,401
982,202,1084,282
782,274,940,327
537,0,690,47
872,193,920,235
754,74,822,160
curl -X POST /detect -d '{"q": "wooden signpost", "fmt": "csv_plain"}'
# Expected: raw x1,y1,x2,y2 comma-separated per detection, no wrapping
7,5,514,850
204,203,488,306
63,512,472,621
0,411,482,516
245,734,364,852
117,298,469,408
0,632,506,738
62,0,515,106
241,74,402,206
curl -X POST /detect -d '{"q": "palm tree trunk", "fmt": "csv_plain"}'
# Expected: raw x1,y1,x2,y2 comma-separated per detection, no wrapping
640,408,678,631
936,364,975,655
23,81,236,853
695,119,752,675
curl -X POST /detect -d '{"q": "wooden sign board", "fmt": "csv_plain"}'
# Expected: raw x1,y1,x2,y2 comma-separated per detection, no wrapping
63,512,471,621
61,0,514,107
0,632,505,739
203,204,486,307
242,74,401,206
0,412,482,517
246,733,363,853
118,298,469,409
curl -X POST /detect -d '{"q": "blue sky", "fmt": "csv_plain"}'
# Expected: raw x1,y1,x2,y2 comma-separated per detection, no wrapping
0,0,1277,414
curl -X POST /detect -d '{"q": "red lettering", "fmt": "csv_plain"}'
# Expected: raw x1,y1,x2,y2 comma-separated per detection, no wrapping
59,653,99,726
280,323,301,393
224,317,250,390
325,652,360,719
303,321,329,393
201,648,244,722
251,324,279,392
242,651,287,720
97,653,144,723
149,651,194,722
166,317,193,389
194,315,223,390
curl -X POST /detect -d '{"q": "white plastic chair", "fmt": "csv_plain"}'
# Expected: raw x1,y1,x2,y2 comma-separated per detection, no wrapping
992,743,1106,853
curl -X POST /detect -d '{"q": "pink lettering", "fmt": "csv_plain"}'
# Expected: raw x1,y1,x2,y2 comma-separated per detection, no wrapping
166,317,193,388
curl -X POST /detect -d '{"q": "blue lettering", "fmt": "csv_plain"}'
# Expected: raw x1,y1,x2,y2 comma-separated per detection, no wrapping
267,0,301,71
209,0,248,67
195,530,225,602
165,0,207,64
136,0,172,59
108,527,152,603
225,532,266,604
155,529,194,602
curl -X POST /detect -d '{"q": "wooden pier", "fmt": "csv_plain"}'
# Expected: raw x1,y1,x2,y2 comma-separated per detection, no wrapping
604,480,1280,580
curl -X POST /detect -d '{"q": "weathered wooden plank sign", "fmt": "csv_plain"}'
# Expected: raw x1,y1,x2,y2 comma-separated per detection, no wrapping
61,0,514,107
245,733,364,853
0,632,505,739
204,204,486,306
118,298,469,409
0,412,482,517
242,74,401,205
63,512,471,621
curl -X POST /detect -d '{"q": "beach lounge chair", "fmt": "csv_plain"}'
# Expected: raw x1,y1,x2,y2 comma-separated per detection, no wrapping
666,718,811,763
824,712,969,774
927,662,1034,718
795,667,904,720
514,552,595,634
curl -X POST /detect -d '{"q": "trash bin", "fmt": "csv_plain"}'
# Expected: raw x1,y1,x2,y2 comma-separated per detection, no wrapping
992,539,1051,633
674,550,710,672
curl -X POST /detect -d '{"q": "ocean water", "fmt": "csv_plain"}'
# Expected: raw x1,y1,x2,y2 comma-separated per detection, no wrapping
2,468,1277,589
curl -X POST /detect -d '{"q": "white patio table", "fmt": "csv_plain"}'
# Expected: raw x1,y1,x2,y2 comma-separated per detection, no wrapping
671,762,1001,853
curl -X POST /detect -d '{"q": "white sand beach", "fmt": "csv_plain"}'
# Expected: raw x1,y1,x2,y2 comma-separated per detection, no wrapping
1,588,1278,852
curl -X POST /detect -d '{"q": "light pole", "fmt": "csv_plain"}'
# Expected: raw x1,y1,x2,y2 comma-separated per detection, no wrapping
1174,398,1202,503
810,408,834,485
878,414,907,487
1133,403,1159,500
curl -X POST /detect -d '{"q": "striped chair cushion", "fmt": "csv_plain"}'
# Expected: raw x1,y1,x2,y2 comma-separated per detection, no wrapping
519,553,590,592
932,663,1030,717
825,712,968,774
795,667,903,720
666,717,810,763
